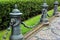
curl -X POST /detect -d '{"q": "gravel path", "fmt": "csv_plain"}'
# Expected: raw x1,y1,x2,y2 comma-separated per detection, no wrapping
26,15,60,40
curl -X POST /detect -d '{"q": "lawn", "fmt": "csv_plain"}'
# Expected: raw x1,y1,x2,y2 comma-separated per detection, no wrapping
0,6,60,40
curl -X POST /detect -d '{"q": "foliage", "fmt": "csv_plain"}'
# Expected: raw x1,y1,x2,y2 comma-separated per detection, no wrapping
0,6,60,40
0,0,60,30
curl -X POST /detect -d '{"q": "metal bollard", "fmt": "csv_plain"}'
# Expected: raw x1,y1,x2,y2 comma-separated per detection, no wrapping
53,0,59,17
40,0,49,25
9,4,24,40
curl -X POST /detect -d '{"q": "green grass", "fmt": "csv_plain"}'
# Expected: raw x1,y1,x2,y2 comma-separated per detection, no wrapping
0,6,60,40
21,6,60,34
21,14,41,34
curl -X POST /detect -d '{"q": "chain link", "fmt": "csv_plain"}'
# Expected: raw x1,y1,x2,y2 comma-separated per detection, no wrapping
21,20,40,28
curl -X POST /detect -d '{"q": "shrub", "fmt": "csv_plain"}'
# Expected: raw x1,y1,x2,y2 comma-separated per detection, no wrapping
0,0,60,30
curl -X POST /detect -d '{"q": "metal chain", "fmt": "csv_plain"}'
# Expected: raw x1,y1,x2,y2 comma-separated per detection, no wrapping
21,20,40,28
21,13,50,28
2,26,11,40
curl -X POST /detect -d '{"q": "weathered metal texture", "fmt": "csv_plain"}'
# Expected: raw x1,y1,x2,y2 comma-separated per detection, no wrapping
9,4,23,40
53,0,59,16
40,0,49,24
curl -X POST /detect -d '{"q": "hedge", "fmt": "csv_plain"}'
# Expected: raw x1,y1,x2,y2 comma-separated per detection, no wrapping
0,0,60,30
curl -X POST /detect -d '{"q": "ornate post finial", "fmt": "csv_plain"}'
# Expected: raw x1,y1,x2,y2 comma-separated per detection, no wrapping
15,4,18,9
44,0,46,3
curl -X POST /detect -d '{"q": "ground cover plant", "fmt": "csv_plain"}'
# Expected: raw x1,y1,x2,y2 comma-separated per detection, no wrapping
0,6,60,40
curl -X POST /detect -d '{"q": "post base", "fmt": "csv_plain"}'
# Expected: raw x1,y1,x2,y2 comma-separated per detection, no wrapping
55,15,59,17
10,34,24,40
54,12,59,17
43,22,49,26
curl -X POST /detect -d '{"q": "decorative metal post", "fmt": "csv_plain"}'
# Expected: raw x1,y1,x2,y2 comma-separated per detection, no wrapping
40,0,49,25
53,0,59,16
10,4,23,40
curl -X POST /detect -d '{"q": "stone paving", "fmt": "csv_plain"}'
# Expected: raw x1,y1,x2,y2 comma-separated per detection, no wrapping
26,16,60,40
